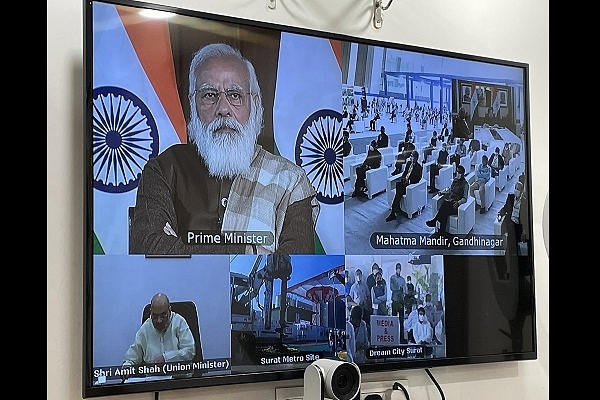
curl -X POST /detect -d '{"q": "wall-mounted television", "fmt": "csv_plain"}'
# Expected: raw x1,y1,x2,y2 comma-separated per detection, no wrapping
83,0,537,397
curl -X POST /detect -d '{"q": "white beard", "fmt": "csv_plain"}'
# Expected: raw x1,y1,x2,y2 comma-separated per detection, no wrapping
188,114,261,180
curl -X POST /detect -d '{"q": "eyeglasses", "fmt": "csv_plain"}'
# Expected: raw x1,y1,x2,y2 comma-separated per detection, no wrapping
151,311,169,320
195,88,252,107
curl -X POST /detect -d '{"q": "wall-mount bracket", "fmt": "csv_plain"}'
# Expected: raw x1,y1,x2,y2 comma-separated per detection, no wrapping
373,0,395,29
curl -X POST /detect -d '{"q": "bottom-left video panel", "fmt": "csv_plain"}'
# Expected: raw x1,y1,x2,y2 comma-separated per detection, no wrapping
92,255,233,385
90,254,348,386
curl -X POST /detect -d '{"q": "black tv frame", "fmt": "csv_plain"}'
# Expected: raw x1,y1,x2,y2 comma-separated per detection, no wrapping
83,0,537,397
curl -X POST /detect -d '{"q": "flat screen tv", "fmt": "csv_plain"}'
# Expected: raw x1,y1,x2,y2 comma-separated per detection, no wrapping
83,0,537,397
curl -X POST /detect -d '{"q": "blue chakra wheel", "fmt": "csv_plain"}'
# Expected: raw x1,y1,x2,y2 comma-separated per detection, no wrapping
295,109,344,205
92,86,159,193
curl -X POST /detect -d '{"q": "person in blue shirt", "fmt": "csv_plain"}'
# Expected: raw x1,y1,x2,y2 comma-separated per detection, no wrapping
469,154,492,214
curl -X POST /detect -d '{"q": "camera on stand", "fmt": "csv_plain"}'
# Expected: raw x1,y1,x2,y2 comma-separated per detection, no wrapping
303,359,361,400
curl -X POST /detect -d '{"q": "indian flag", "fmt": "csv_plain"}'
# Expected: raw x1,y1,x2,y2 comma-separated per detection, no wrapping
492,89,501,117
92,2,186,255
469,85,479,119
273,32,345,255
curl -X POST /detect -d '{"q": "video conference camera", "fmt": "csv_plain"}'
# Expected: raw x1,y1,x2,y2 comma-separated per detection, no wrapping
304,359,361,400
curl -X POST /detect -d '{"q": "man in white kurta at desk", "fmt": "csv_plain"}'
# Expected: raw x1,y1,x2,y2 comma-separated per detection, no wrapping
121,293,195,381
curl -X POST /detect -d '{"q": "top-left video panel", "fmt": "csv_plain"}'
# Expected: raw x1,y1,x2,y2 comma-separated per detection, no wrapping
91,2,346,255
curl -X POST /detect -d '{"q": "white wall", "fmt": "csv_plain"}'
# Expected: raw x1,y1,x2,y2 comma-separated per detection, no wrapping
47,0,549,399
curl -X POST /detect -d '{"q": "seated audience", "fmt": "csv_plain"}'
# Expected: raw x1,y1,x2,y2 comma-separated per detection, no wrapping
428,142,450,193
449,138,467,170
502,142,512,162
342,132,352,157
469,154,492,214
422,130,438,163
376,125,389,148
489,146,505,177
386,150,423,222
397,135,416,154
413,306,433,344
351,140,382,197
439,122,450,142
426,164,468,238
405,299,424,343
467,138,481,159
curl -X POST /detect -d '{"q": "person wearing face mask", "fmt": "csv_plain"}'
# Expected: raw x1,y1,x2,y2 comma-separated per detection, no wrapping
405,299,424,344
413,306,433,345
498,172,528,256
386,150,423,222
345,305,369,364
347,269,371,329
426,164,469,238
469,154,492,214
389,263,408,343
404,275,416,317
371,270,388,316
423,293,443,345
351,140,382,197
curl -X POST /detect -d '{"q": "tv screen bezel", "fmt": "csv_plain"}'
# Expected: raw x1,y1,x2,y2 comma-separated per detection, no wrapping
83,0,537,397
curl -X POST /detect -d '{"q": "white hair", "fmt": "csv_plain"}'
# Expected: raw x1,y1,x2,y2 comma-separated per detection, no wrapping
186,43,264,179
188,111,262,179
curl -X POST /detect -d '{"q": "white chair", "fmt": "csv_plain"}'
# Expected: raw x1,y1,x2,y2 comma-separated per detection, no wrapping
459,155,471,174
473,177,496,212
386,173,427,217
470,149,484,168
414,129,427,143
386,170,401,207
463,139,471,154
343,154,360,181
508,156,518,178
349,155,366,188
399,178,428,219
378,146,396,167
466,163,496,212
435,165,453,191
365,165,388,199
495,165,509,191
426,148,440,165
433,194,476,237
494,214,506,236
382,152,396,168
423,160,435,184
